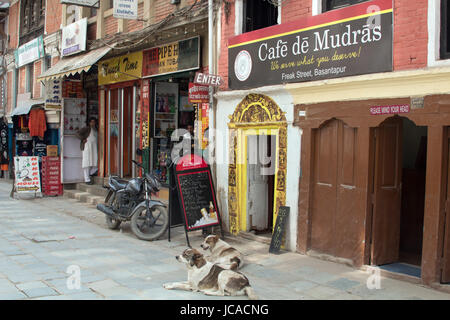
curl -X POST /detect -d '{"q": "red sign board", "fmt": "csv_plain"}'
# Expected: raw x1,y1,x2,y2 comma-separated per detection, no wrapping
188,83,209,104
370,104,410,115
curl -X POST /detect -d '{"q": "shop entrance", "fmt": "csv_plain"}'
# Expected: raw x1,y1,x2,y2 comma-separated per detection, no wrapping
370,117,427,277
246,134,275,234
107,85,139,178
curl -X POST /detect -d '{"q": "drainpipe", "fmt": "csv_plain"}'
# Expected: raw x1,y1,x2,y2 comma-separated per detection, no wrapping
208,0,216,183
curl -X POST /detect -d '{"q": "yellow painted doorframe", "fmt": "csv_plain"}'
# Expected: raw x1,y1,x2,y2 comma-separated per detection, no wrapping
227,94,288,235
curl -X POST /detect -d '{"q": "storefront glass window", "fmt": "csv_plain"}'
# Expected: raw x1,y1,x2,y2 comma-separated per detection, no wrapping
109,88,120,175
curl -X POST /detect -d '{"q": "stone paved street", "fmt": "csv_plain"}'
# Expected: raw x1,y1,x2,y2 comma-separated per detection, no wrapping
1,180,450,300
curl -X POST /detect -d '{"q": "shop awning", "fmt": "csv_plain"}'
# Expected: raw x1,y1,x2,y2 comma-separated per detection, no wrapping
10,103,44,117
37,46,112,81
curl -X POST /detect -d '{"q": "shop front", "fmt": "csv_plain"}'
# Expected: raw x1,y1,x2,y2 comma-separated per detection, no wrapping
98,35,206,194
37,46,112,183
141,36,203,187
98,51,143,179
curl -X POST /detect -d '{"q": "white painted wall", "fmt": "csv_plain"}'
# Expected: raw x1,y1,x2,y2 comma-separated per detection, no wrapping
214,87,300,251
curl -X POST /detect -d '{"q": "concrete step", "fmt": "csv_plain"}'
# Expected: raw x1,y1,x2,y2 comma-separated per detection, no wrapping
63,189,106,206
77,183,109,197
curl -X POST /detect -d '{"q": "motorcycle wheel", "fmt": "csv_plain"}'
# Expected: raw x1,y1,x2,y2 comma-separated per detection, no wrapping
105,191,121,230
130,205,168,241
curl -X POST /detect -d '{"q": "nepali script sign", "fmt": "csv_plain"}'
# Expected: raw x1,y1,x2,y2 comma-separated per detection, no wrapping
228,0,393,89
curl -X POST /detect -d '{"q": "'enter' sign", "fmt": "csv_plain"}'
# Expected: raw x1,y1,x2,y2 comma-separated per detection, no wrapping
194,72,223,87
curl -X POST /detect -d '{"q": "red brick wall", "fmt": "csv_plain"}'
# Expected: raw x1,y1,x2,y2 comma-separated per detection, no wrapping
217,0,428,90
153,0,197,24
281,0,311,24
87,22,97,41
8,2,19,49
33,61,42,99
393,0,428,70
128,3,144,32
18,67,26,95
105,15,118,36
217,0,236,91
46,0,63,35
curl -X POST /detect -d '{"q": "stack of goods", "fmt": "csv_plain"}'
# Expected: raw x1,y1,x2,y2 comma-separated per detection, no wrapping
42,156,62,196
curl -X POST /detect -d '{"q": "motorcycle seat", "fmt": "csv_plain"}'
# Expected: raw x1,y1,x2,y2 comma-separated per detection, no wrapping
109,177,128,191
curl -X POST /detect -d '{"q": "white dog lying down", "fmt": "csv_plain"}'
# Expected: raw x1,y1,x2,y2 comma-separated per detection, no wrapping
163,248,258,300
200,234,244,270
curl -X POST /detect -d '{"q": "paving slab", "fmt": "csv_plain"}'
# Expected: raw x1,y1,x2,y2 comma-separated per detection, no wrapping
1,180,450,300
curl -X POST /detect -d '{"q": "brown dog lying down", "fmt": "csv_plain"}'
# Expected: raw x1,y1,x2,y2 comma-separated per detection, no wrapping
200,234,244,270
163,248,258,300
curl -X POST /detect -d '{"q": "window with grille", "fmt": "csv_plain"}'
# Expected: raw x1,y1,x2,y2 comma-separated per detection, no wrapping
19,0,45,44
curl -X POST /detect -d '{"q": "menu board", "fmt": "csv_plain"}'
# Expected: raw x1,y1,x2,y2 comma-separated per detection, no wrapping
174,154,220,231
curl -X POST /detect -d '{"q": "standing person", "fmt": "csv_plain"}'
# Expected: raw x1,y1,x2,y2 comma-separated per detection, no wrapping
76,117,98,185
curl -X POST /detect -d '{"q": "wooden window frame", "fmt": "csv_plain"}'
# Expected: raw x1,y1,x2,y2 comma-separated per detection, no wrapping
441,0,450,60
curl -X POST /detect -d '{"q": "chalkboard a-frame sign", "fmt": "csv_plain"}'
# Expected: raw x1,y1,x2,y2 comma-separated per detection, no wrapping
269,206,289,254
173,154,222,246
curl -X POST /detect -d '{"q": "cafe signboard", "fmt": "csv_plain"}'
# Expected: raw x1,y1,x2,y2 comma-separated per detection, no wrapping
98,51,143,85
228,0,393,89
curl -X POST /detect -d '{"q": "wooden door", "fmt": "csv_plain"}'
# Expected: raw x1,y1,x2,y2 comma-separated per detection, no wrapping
310,119,359,258
441,129,450,282
371,118,403,265
311,120,338,254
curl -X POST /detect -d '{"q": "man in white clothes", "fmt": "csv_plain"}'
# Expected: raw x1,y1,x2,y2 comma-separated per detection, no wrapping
76,117,98,185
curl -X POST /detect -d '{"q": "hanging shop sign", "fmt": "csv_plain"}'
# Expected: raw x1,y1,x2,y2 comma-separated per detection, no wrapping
14,36,45,68
14,156,41,193
113,0,138,20
188,83,209,104
61,18,87,57
194,72,223,87
228,0,393,89
60,0,99,8
98,51,143,85
142,36,200,78
45,79,62,110
370,104,410,115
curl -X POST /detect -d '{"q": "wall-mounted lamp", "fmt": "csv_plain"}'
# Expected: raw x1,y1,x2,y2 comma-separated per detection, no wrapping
170,0,181,4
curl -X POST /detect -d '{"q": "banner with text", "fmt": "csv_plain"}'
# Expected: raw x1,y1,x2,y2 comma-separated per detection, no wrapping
98,51,143,85
113,0,138,20
142,37,200,78
228,0,393,89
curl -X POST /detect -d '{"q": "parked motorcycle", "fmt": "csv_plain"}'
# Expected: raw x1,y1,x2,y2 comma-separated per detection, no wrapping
96,159,169,241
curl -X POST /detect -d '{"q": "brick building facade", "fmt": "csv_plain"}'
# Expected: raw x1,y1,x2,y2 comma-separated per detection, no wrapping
4,0,450,288
212,0,450,287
